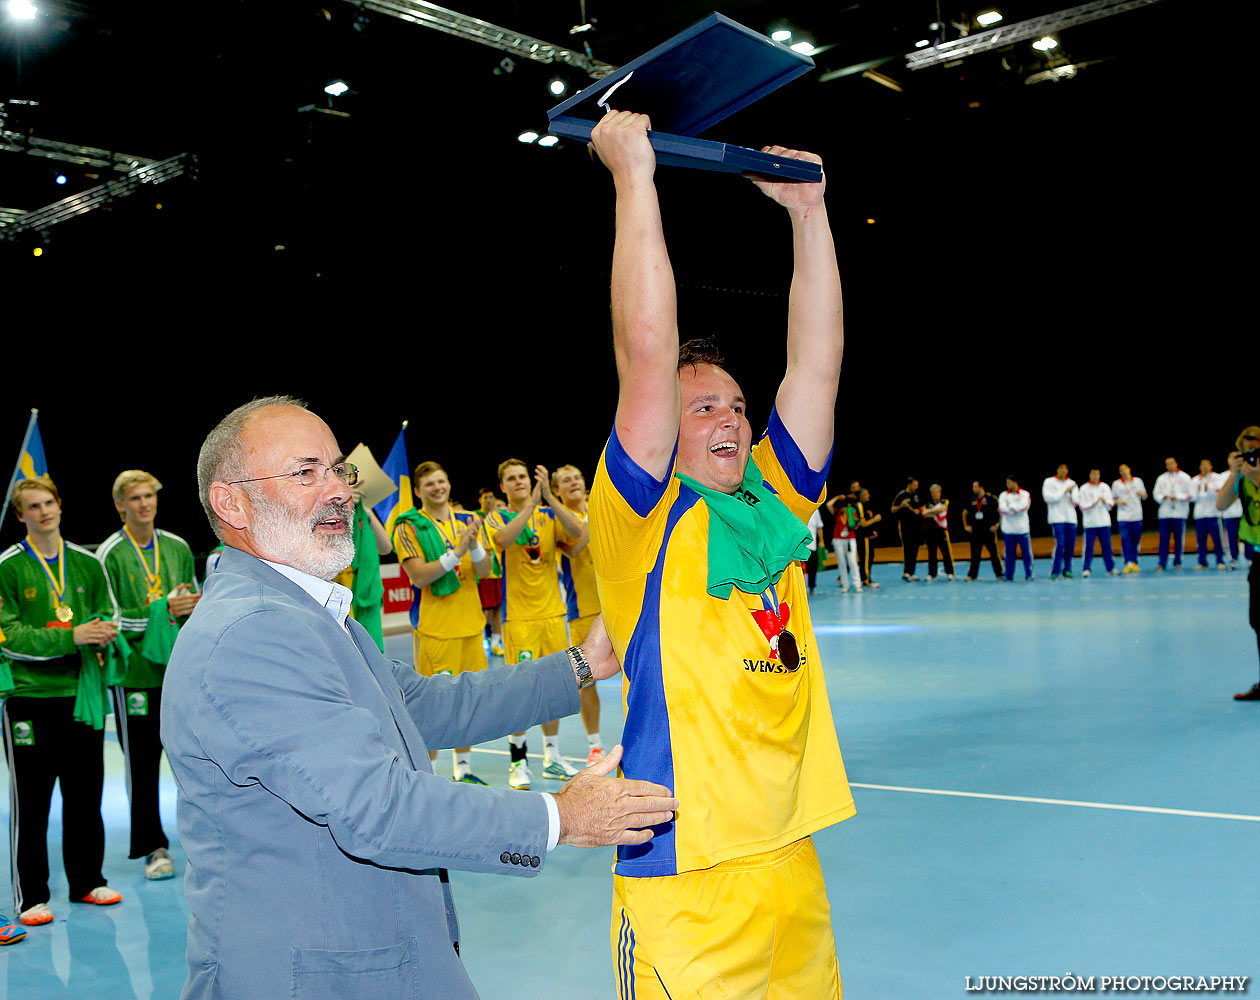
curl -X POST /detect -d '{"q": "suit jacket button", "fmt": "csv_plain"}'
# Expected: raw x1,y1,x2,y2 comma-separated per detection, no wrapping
530,856,540,868
511,853,522,865
500,852,511,864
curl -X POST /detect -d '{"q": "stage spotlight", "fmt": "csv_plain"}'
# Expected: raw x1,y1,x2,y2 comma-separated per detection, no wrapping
7,0,36,20
790,40,816,55
1032,35,1058,51
770,28,792,43
324,80,350,96
914,39,931,48
32,247,43,256
54,174,67,185
537,135,559,147
976,10,1003,26
517,130,540,143
548,77,567,96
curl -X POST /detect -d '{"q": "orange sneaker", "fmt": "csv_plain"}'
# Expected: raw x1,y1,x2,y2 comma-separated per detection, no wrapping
19,903,53,926
78,887,122,906
585,747,604,765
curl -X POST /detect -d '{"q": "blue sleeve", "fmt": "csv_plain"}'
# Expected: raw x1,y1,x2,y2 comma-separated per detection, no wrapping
604,424,677,518
763,406,831,500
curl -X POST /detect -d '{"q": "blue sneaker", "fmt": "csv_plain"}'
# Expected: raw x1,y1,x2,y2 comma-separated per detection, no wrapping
456,773,489,786
1,915,25,945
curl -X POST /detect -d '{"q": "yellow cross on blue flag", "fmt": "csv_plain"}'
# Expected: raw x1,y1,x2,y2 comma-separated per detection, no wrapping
372,423,413,536
17,412,47,481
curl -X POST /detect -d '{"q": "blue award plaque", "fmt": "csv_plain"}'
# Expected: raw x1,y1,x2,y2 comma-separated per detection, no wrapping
546,13,822,182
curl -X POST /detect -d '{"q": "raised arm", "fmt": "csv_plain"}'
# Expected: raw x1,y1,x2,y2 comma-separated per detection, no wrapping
591,110,680,481
754,148,843,472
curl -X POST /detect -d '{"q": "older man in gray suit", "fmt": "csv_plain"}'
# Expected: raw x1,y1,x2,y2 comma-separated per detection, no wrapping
162,397,676,1000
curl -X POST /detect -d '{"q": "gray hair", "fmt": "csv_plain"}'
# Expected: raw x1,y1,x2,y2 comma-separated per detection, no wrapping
197,395,308,538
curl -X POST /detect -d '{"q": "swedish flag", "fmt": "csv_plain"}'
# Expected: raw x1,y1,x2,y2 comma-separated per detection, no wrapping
17,412,47,481
372,424,413,536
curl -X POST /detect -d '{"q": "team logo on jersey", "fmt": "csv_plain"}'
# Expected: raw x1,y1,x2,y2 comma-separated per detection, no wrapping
127,692,149,716
516,650,534,662
12,721,33,746
23,586,37,601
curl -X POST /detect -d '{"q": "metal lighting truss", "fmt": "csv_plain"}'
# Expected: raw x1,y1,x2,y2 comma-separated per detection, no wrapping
345,0,615,78
0,152,192,240
905,0,1166,70
0,129,157,172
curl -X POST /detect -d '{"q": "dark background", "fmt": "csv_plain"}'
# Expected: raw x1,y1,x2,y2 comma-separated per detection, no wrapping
0,0,1246,556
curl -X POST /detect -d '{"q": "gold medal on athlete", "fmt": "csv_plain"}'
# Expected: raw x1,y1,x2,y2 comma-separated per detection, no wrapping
124,524,164,604
27,538,72,624
55,603,74,623
145,587,164,606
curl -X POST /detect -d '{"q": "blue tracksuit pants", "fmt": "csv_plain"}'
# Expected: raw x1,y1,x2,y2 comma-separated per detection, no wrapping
1158,517,1186,568
1082,526,1115,573
1118,520,1143,565
1004,533,1033,581
1194,516,1225,566
1050,522,1077,576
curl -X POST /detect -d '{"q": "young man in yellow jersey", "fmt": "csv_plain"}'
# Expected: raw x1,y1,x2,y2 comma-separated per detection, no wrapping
393,462,493,784
589,111,852,999
476,487,505,656
552,464,604,763
485,459,589,789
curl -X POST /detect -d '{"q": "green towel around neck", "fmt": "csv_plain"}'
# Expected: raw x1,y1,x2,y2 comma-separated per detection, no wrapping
394,508,462,597
350,500,385,651
75,632,131,730
676,455,813,600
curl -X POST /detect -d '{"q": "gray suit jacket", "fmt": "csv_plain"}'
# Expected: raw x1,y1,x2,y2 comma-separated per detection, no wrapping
161,548,579,999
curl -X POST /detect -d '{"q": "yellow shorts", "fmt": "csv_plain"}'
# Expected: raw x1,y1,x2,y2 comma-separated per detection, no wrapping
413,633,488,677
566,612,600,648
503,616,567,664
611,837,841,1000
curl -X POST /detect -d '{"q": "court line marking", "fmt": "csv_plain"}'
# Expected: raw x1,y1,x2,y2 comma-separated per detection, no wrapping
849,782,1260,822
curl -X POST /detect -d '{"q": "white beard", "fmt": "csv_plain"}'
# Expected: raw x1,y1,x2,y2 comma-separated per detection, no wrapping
247,488,356,581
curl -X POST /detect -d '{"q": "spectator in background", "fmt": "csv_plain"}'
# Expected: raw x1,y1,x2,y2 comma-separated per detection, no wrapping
891,477,924,582
1220,452,1254,570
805,506,824,594
963,480,1002,581
1153,456,1193,571
831,497,861,593
1111,463,1147,573
855,488,881,589
922,484,955,581
1190,459,1227,571
1042,464,1079,580
476,488,506,657
1216,426,1260,700
999,475,1034,582
1076,469,1117,577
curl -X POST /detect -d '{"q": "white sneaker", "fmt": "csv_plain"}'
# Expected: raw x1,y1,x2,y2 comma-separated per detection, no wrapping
1082,569,1091,578
144,847,176,881
542,757,580,781
840,585,849,593
1217,562,1229,571
508,760,533,790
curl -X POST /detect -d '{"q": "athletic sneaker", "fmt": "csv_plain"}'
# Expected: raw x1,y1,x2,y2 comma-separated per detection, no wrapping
508,760,533,790
1082,569,1091,578
1062,570,1073,579
78,887,122,906
1234,683,1260,702
19,903,52,926
1217,562,1229,571
0,916,24,945
542,757,580,781
457,773,489,786
585,747,604,765
144,847,176,881
490,642,505,657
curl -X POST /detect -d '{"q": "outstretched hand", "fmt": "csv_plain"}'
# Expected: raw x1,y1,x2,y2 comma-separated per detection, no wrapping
746,146,826,208
553,744,677,847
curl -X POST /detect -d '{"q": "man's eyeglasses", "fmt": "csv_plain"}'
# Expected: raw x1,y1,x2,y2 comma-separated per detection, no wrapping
228,463,359,489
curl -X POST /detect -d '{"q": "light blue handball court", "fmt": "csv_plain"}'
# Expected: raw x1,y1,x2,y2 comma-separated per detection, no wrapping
3,559,1257,998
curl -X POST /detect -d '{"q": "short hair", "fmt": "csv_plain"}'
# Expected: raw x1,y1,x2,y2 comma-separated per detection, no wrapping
497,458,528,483
12,476,60,519
478,486,498,498
906,476,918,485
1006,474,1019,485
1236,426,1260,451
677,337,726,375
551,464,582,492
413,461,445,483
112,470,162,504
197,395,307,540
929,483,942,492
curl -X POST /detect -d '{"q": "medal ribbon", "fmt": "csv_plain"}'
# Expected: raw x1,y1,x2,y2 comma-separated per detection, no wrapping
122,525,162,593
750,583,791,646
423,509,459,551
25,537,68,607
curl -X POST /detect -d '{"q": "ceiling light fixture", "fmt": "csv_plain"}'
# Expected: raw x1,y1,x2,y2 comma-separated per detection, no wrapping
537,135,559,147
790,40,816,55
976,10,1004,26
1032,35,1059,50
324,80,350,96
770,28,792,43
7,0,36,20
517,130,540,143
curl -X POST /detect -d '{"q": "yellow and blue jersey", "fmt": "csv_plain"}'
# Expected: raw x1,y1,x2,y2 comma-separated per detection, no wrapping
486,506,565,623
590,407,855,878
558,508,600,622
393,511,486,639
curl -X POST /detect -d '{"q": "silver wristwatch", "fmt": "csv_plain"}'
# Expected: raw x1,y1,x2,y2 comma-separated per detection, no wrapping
568,645,595,689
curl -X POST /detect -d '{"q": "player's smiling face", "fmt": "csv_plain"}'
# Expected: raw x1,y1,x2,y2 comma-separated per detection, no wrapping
677,364,752,495
500,464,531,503
417,469,450,508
